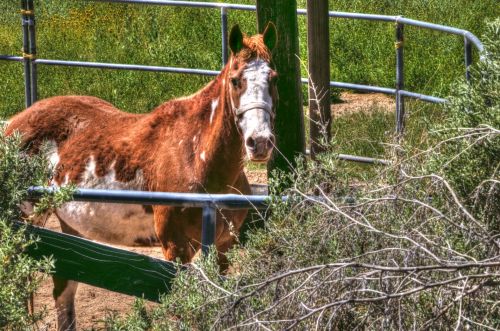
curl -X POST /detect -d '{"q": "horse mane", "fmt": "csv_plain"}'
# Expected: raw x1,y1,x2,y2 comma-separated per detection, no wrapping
238,34,272,62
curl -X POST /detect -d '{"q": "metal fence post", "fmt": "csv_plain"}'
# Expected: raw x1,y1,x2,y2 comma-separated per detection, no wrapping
464,37,472,83
221,7,228,65
201,204,217,256
27,0,37,104
395,20,405,136
20,0,32,108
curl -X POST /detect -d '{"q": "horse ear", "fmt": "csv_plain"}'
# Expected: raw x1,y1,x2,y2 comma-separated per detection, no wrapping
262,22,277,52
229,25,244,54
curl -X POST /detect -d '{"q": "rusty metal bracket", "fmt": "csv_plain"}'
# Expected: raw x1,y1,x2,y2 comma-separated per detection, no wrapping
22,52,36,60
20,9,34,16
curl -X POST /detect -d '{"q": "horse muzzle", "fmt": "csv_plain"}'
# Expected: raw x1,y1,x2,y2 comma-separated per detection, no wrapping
245,133,275,162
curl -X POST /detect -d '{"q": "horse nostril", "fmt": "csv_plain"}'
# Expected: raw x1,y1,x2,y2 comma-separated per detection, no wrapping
246,136,256,150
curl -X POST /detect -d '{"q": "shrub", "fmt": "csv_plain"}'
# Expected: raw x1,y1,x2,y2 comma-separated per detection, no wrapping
0,128,53,330
103,19,499,330
423,18,499,226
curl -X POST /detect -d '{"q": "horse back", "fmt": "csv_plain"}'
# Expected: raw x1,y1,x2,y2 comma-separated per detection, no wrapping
6,96,151,186
6,95,140,152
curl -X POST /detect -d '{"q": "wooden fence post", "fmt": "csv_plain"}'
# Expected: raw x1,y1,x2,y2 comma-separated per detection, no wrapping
256,0,305,176
307,0,331,158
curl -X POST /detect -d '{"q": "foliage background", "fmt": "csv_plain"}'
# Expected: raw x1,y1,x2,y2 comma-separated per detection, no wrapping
0,2,498,329
0,130,53,330
0,0,498,119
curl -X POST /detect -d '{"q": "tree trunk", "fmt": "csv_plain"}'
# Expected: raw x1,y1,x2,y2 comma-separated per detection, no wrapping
307,0,331,158
256,0,305,176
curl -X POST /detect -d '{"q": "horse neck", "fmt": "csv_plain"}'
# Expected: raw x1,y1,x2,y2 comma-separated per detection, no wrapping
192,65,244,192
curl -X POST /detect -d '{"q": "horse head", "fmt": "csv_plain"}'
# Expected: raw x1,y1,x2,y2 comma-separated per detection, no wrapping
226,23,278,163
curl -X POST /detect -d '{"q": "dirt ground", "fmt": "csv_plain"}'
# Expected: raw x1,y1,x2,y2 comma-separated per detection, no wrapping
333,92,394,115
34,218,165,330
32,93,392,330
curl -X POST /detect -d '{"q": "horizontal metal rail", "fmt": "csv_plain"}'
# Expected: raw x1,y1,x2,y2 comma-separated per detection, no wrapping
28,186,274,210
338,154,391,165
0,55,446,105
301,78,447,104
90,0,256,11
0,55,23,62
39,58,220,76
87,0,483,52
0,56,219,76
27,186,285,256
304,149,391,165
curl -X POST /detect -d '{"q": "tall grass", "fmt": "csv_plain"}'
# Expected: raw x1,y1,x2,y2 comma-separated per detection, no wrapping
0,0,497,119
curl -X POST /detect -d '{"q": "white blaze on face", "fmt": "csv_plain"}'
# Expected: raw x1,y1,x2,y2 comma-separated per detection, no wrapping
237,59,274,159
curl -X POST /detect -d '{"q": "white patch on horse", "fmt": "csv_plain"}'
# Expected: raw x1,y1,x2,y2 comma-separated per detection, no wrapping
178,139,184,146
55,157,156,246
210,98,219,124
240,59,273,111
19,201,34,216
200,151,206,162
45,140,60,169
237,59,274,156
62,174,69,186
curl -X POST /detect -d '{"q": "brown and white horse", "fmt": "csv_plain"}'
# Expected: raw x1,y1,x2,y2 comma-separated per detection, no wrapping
6,24,277,331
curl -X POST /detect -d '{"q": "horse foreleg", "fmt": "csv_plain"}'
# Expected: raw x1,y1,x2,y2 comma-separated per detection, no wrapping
52,276,78,331
213,208,247,271
214,172,251,270
154,206,197,263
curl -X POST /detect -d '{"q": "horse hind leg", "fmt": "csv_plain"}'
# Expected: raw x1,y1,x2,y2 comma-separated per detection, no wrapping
52,276,78,331
18,201,51,322
20,201,79,330
50,214,82,331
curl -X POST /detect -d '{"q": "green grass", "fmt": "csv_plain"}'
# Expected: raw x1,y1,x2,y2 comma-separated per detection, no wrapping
331,106,392,158
325,98,446,181
1,0,498,119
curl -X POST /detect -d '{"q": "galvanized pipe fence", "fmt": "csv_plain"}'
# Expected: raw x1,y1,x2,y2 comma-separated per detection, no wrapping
28,186,279,255
1,0,484,141
0,1,485,257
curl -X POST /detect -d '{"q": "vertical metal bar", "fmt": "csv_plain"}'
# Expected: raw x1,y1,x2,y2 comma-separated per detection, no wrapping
20,0,32,108
395,21,405,136
201,204,217,256
221,7,228,65
464,37,472,83
27,0,37,103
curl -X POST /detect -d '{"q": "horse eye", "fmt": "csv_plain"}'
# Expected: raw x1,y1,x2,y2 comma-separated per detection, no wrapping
231,78,239,88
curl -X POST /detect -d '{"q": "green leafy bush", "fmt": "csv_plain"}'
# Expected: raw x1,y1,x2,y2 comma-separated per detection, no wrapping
0,129,53,330
424,18,499,225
